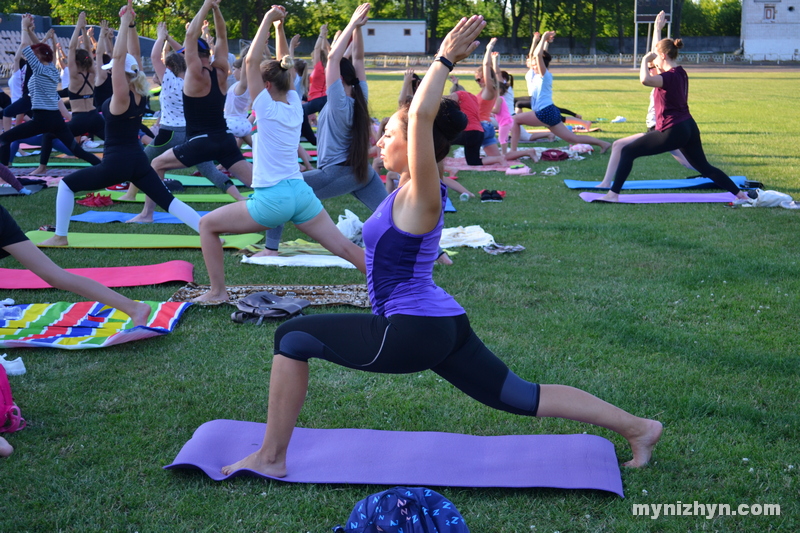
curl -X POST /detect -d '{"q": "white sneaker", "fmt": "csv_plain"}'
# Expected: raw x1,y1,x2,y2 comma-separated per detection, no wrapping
83,140,102,149
0,354,26,376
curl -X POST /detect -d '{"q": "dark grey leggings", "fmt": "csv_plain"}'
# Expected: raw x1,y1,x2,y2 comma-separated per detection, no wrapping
612,117,740,194
275,313,541,416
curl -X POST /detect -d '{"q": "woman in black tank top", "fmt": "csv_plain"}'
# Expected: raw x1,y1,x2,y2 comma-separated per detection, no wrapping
33,12,107,176
37,2,202,248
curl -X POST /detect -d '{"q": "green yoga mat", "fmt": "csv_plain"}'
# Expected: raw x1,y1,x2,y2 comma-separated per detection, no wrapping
26,231,262,249
13,161,93,167
167,174,246,187
108,191,245,203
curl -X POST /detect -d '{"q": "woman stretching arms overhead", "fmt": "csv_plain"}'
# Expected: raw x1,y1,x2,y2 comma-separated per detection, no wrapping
220,14,662,478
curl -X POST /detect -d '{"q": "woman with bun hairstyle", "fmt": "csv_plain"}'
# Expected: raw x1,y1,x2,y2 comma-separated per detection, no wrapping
597,36,750,202
33,12,107,176
0,14,101,169
191,5,365,302
220,15,662,479
37,1,201,247
254,3,388,259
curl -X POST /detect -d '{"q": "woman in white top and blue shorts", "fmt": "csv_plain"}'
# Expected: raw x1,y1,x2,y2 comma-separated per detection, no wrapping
191,6,365,303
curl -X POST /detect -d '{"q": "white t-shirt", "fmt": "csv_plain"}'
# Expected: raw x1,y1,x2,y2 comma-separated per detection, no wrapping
503,86,515,116
60,66,70,90
9,68,23,102
224,81,250,119
159,70,186,129
251,89,303,188
525,69,536,97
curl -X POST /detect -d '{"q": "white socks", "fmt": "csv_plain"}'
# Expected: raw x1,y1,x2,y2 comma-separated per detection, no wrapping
168,199,201,233
55,180,76,237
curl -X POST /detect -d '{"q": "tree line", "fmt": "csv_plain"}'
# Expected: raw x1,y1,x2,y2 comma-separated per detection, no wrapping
5,0,741,54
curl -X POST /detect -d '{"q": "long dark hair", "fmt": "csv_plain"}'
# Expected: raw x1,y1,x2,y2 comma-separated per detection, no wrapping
340,57,370,184
397,98,466,163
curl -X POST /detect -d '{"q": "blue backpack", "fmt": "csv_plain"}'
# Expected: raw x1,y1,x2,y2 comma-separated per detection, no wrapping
333,486,470,533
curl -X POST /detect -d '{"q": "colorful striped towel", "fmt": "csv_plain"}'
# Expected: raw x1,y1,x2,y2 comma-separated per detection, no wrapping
0,301,191,349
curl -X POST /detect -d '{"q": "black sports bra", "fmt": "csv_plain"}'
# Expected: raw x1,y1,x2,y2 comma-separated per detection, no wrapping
68,72,94,101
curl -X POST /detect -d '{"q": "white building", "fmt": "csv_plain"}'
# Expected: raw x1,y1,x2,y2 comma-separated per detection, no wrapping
362,19,426,54
741,0,800,60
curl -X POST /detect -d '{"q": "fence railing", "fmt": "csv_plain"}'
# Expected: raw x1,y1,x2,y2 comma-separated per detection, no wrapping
363,53,800,68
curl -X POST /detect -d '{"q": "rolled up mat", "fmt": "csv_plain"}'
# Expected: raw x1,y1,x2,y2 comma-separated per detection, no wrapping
71,210,211,224
565,175,748,190
164,419,624,495
0,260,194,289
108,191,241,203
166,174,245,187
25,230,263,249
579,191,737,204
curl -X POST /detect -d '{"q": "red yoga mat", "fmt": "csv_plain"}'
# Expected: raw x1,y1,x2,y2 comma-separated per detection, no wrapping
0,260,194,290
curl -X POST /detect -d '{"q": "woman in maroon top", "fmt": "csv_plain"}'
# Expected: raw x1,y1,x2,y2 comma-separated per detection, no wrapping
597,38,751,202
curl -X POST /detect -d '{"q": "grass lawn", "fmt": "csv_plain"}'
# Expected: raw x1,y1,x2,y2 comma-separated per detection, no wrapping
2,66,799,532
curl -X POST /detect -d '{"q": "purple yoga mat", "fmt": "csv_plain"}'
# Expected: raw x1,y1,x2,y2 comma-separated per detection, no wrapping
164,420,624,496
579,192,737,204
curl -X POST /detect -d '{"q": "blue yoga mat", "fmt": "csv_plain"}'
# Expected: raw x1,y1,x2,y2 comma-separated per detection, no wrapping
445,197,456,213
71,210,211,224
564,175,748,190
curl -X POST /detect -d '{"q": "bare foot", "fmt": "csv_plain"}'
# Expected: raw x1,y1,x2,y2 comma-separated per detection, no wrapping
221,450,287,478
125,213,153,224
37,235,68,246
129,302,152,327
29,166,49,176
0,436,13,458
191,290,229,303
599,141,612,154
622,419,663,467
595,180,612,189
435,252,453,266
116,193,138,202
595,192,619,203
251,248,279,258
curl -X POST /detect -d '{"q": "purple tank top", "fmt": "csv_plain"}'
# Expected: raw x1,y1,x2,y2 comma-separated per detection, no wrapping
363,183,465,317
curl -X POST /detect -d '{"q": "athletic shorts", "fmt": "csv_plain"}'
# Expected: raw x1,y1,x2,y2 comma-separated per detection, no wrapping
535,104,562,127
481,121,499,147
173,132,245,170
246,179,323,229
0,204,28,259
226,116,252,139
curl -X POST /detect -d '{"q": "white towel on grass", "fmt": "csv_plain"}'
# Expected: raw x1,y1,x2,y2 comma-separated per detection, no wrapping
241,255,357,269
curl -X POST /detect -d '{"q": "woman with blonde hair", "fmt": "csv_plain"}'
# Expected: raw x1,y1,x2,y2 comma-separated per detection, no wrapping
191,5,365,302
38,1,201,247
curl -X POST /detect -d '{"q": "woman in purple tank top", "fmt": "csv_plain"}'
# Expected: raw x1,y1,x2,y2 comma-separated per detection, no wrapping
220,13,662,479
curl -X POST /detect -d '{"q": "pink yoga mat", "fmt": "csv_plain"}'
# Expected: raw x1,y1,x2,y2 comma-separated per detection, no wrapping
164,419,624,496
579,192,737,204
0,260,194,289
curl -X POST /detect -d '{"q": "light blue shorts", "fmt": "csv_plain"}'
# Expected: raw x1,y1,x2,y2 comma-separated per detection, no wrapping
246,179,323,229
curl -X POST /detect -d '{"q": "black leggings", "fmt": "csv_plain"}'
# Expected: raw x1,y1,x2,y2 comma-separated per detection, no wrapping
0,109,102,167
514,97,575,119
39,109,106,165
2,96,30,119
63,150,176,211
301,96,327,146
452,129,484,166
612,117,739,194
275,313,541,417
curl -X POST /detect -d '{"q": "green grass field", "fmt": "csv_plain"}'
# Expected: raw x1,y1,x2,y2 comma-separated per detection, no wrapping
2,66,799,532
